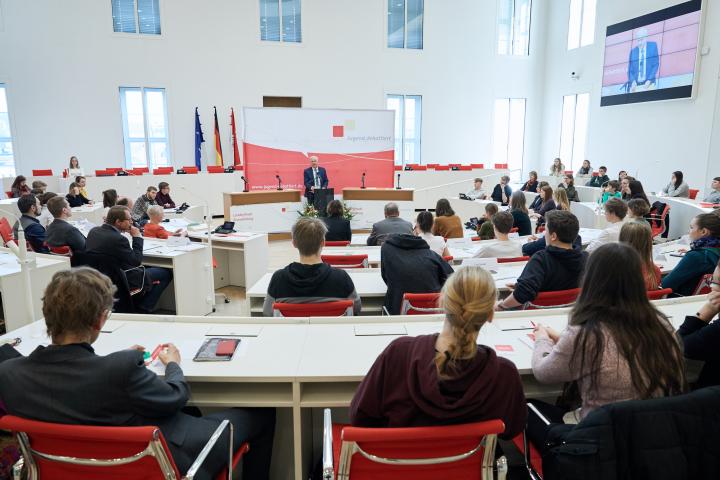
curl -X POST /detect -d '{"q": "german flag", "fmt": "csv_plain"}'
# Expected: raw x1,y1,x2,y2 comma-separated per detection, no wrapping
213,106,223,166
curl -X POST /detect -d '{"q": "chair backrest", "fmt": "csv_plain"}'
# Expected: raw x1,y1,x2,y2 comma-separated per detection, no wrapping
128,168,145,176
336,420,505,480
272,300,354,317
4,190,13,198
76,252,134,313
525,288,581,309
321,254,369,269
497,256,529,263
207,165,225,174
49,245,72,257
693,274,713,296
153,167,174,175
509,227,519,233
495,163,508,169
95,169,113,177
470,163,484,169
688,189,699,200
106,167,124,174
325,241,350,247
182,166,199,174
648,203,671,238
400,293,442,315
0,415,180,480
32,169,53,177
646,288,673,300
0,217,13,245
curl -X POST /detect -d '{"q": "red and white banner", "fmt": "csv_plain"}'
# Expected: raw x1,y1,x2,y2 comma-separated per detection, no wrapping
242,108,395,192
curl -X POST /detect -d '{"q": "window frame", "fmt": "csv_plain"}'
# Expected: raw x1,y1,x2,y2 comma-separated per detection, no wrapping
110,0,164,37
386,94,422,166
386,0,424,50
496,0,533,57
492,97,527,174
558,92,590,170
119,86,172,170
0,83,16,178
567,0,596,50
259,0,303,44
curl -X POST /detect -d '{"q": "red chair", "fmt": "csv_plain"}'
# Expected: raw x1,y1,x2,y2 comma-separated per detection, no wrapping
448,163,461,168
182,166,199,174
435,165,450,171
511,432,543,480
0,217,13,246
400,293,442,315
406,164,420,170
648,204,671,239
494,163,508,169
49,245,72,257
647,288,673,300
394,165,403,171
693,274,713,295
325,241,350,247
153,167,174,175
471,236,481,241
497,256,529,263
106,167,124,174
426,163,440,169
413,165,428,171
95,169,113,177
470,163,484,169
458,166,473,171
510,227,519,233
563,170,573,175
4,190,12,198
207,165,225,174
524,288,581,309
0,415,248,480
321,254,369,269
688,189,699,200
272,300,354,317
32,169,53,176
128,168,145,176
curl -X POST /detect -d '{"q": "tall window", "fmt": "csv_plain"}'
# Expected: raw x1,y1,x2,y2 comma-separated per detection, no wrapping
559,93,590,170
497,0,532,56
387,94,422,165
387,0,424,49
567,0,596,50
260,0,302,43
119,87,170,169
111,0,161,35
0,85,15,178
492,98,526,173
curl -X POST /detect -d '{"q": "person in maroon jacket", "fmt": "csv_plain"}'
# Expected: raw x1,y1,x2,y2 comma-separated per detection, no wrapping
349,266,527,439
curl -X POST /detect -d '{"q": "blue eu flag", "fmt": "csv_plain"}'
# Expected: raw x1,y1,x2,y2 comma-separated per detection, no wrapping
194,107,205,170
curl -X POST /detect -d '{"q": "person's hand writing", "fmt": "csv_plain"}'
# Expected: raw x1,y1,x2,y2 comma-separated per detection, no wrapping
533,325,560,344
158,343,181,365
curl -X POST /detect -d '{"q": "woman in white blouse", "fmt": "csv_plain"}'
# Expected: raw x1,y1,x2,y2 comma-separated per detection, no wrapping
414,211,450,257
68,156,84,177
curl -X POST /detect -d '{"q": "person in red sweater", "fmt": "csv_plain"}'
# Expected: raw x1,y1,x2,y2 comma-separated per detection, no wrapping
349,266,527,439
143,205,185,239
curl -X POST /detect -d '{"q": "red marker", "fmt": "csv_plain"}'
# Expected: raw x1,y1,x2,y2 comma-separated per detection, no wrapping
149,344,165,363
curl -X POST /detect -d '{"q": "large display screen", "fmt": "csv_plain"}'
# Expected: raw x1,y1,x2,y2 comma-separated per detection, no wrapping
601,0,703,107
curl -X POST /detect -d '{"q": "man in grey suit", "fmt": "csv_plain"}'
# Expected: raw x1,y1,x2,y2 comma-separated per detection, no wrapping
45,196,86,253
0,268,276,479
366,202,413,246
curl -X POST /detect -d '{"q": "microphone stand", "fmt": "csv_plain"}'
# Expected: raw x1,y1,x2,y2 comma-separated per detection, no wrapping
276,175,283,191
361,173,366,190
396,173,401,190
241,176,249,193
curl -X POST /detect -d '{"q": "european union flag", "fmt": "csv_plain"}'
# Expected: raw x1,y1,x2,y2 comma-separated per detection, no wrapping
194,107,205,170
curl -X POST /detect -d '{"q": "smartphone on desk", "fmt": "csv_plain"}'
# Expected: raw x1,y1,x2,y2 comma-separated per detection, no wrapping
193,338,240,362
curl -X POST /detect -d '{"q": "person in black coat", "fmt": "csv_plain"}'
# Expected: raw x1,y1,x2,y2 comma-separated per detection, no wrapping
491,175,512,205
45,196,86,253
521,171,539,193
322,200,352,242
509,191,532,236
0,268,276,480
66,182,91,207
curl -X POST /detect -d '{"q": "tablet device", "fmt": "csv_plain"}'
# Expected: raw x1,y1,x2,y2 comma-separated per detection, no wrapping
193,338,240,362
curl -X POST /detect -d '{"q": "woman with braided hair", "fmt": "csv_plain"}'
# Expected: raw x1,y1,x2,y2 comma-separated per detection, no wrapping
349,267,527,438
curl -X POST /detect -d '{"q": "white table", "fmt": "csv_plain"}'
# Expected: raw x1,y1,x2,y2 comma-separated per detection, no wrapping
0,198,20,224
575,185,604,203
187,231,269,289
69,204,105,225
571,201,609,229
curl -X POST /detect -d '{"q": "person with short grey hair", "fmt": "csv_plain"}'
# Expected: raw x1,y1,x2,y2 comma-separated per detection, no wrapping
367,202,413,246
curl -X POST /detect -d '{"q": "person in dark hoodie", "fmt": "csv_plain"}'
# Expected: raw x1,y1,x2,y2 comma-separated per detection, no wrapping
380,233,454,315
263,217,361,316
350,266,527,437
496,210,588,310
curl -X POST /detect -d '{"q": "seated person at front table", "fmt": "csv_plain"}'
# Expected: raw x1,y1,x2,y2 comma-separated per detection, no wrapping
527,243,685,450
531,185,556,226
662,213,720,296
474,211,523,259
601,180,622,203
521,170,539,193
350,266,526,437
37,192,58,228
155,182,176,209
75,176,90,200
528,181,549,211
619,222,661,290
263,217,361,317
380,232,454,315
68,155,84,176
10,175,31,197
102,188,118,208
465,178,487,200
303,155,328,204
131,186,158,223
143,206,186,239
627,198,650,224
66,182,90,207
477,203,499,240
661,170,690,198
86,206,173,313
586,198,628,253
553,188,570,212
491,175,512,205
118,196,141,228
0,268,276,479
586,165,610,188
45,196,86,253
522,231,582,257
704,177,720,204
414,211,449,257
366,202,413,246
678,259,720,388
576,159,591,176
496,210,588,311
510,191,532,236
322,200,351,242
549,157,565,176
620,176,634,201
12,194,49,253
558,173,579,202
432,198,463,239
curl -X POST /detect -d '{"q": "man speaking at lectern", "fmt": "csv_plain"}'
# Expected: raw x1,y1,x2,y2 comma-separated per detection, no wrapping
303,156,329,205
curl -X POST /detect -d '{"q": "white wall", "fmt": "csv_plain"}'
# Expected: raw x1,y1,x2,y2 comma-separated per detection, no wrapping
535,0,720,194
0,0,547,177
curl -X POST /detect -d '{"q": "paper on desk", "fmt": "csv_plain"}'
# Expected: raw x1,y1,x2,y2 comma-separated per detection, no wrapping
100,321,126,333
354,324,408,336
461,257,498,268
206,325,263,337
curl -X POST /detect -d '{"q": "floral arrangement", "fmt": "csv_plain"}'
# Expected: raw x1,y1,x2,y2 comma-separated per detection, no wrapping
298,201,355,221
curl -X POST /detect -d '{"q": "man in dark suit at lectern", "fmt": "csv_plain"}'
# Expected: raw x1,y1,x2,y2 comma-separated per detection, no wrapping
303,156,329,205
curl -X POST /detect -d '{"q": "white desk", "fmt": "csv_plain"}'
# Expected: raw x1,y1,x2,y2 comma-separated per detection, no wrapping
187,231,269,289
0,198,20,224
70,204,105,225
575,185,604,203
571,202,609,229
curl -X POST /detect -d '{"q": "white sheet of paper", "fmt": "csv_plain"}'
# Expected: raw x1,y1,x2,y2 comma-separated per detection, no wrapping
354,324,408,336
205,325,263,337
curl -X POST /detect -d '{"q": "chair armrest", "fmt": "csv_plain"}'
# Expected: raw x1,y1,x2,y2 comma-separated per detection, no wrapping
184,419,233,480
322,408,334,480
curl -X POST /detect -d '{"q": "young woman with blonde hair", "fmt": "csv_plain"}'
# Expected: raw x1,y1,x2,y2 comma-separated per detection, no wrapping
620,222,661,290
554,188,570,212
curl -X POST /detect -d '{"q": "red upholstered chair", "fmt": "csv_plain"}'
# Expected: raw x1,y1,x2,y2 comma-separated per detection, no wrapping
448,163,461,168
325,241,350,247
272,300,354,317
128,168,145,176
648,204,671,239
406,164,420,170
592,171,599,177
49,245,72,257
413,165,428,171
693,274,713,296
688,189,699,200
510,227,519,233
470,163,484,169
494,163,508,169
426,163,440,168
497,256,529,263
646,288,673,301
524,288,581,309
182,166,199,174
153,167,174,175
207,166,225,174
394,165,403,171
458,166,473,171
321,254,369,269
106,167,124,175
0,217,13,246
435,165,450,171
564,170,573,175
400,293,442,315
471,236,481,241
4,190,13,198
95,169,113,177
0,415,248,480
32,169,53,176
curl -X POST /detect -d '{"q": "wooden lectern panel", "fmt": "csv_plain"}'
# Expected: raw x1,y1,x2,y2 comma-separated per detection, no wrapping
342,188,414,202
223,190,302,219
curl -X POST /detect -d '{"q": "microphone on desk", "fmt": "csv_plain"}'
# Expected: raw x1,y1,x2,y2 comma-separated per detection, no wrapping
241,175,249,193
276,175,283,191
396,173,401,190
361,172,366,190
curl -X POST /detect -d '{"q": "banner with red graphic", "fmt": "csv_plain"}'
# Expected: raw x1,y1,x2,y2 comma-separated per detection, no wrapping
242,108,395,192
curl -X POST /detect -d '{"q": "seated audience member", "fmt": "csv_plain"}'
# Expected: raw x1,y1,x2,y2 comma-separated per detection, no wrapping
414,211,449,257
350,266,526,437
322,200,351,242
491,175,512,205
619,222,661,290
366,202,413,246
432,198,463,239
380,232,454,315
0,268,276,479
474,212,523,259
662,213,720,296
550,158,565,176
554,188,570,211
66,182,91,207
117,196,140,228
496,210,587,310
132,186,158,223
529,181,549,211
510,191,532,236
465,178,487,200
31,180,48,195
558,174,579,202
10,175,30,197
528,243,685,450
601,180,622,203
628,179,650,203
86,206,172,313
45,196,86,253
102,189,118,208
477,203,499,240
621,176,633,201
703,177,720,204
264,217,360,316
678,260,720,388
627,198,651,224
586,198,628,253
37,192,58,228
618,170,628,182
576,159,591,176
586,166,610,188
75,176,90,200
662,170,690,198
522,232,582,257
156,182,176,209
143,206,185,239
531,185,556,226
12,194,49,253
68,155,84,176
521,171,539,193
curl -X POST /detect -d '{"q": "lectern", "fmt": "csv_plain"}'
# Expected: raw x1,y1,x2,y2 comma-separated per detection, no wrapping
312,188,334,217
